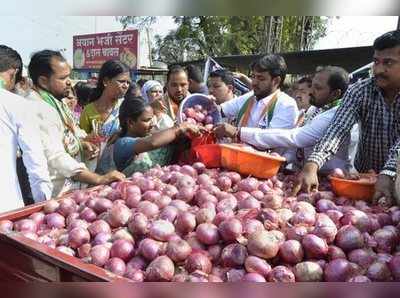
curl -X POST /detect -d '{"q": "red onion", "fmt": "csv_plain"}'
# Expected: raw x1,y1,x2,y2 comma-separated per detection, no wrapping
111,228,134,243
238,177,259,193
29,212,46,226
192,162,206,173
302,234,328,259
367,261,393,281
340,209,371,233
238,197,261,210
247,230,280,259
235,191,251,201
175,187,195,203
110,239,134,261
291,211,316,226
14,219,37,233
57,198,77,217
128,212,148,236
207,244,222,263
313,213,337,243
145,256,175,281
159,206,179,222
56,245,75,256
373,228,398,253
125,193,142,208
162,185,178,198
268,266,295,282
93,198,113,214
180,165,198,178
389,255,400,280
279,240,304,264
153,195,172,209
166,239,192,263
126,256,148,271
88,220,111,237
45,213,65,229
285,226,309,242
216,176,232,191
244,256,271,277
176,212,196,234
169,200,190,212
79,207,97,223
293,261,323,282
196,208,216,224
226,268,246,282
77,243,91,258
0,220,13,233
92,232,112,246
138,238,164,261
68,227,90,249
243,219,264,237
217,197,238,212
242,273,266,282
67,219,89,231
196,223,220,245
43,199,60,214
347,275,371,282
185,252,212,274
108,204,132,228
220,243,247,268
325,209,343,227
324,259,356,282
185,232,206,250
149,219,175,241
348,248,376,269
105,257,126,276
327,245,346,260
218,218,243,241
336,225,364,252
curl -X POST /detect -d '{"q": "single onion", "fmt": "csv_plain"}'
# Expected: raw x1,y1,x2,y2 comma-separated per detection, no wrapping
176,212,196,234
247,230,280,259
279,240,304,264
104,257,126,276
166,239,192,263
0,220,13,233
149,219,175,241
88,220,111,237
268,266,295,282
145,256,175,281
68,227,90,249
185,252,212,274
110,239,135,261
221,243,248,268
293,261,323,282
45,213,65,229
196,223,220,245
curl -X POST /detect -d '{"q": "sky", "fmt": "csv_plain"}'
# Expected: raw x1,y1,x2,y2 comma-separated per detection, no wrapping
0,16,397,70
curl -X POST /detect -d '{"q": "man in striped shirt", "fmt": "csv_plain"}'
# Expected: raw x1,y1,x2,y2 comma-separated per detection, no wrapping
293,30,400,206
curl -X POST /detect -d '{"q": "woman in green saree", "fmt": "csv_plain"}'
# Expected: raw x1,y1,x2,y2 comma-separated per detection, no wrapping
97,96,204,176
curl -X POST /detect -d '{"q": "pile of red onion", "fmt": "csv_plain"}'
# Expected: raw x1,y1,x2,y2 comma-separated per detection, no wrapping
182,105,214,130
1,163,400,282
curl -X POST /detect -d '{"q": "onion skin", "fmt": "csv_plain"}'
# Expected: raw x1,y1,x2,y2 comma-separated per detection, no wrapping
185,252,212,274
220,243,248,268
145,256,175,281
293,262,323,282
279,240,304,264
268,266,295,282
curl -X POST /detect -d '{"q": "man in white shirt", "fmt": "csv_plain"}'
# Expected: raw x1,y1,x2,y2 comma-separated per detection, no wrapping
207,69,235,105
238,66,351,173
213,54,299,139
27,50,125,197
0,45,52,212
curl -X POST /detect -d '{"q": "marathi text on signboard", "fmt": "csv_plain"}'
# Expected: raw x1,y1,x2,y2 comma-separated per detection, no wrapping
73,30,138,70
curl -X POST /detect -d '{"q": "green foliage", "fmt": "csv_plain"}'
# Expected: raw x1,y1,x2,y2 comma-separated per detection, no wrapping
117,16,329,64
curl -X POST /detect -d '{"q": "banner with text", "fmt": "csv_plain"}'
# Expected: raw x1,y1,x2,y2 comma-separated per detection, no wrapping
73,30,138,70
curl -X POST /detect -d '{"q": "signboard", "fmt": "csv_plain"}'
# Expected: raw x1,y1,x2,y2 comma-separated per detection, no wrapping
73,30,138,70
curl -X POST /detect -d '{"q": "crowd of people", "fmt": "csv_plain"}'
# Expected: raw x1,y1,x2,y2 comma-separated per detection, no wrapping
1,29,400,213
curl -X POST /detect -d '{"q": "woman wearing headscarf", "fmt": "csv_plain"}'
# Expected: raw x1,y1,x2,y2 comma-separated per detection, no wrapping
141,80,174,130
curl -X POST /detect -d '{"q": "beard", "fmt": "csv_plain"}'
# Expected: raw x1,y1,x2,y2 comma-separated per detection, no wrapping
254,85,272,101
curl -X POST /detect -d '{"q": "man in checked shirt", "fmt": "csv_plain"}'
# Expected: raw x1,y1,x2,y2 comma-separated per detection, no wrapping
293,30,400,206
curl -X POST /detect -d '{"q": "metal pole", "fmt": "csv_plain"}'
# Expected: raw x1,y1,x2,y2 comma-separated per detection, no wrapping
397,16,400,30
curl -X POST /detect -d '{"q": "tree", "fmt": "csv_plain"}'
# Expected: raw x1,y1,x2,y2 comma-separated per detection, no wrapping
117,16,330,64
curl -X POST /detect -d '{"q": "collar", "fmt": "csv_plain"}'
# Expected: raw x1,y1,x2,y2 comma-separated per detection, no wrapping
260,89,280,105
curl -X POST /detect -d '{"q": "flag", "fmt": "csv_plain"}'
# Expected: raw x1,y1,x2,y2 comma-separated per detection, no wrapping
203,56,250,95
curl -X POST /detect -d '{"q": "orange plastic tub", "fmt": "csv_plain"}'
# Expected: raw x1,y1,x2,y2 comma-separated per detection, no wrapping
190,132,216,148
193,144,221,168
220,144,286,179
329,174,377,201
